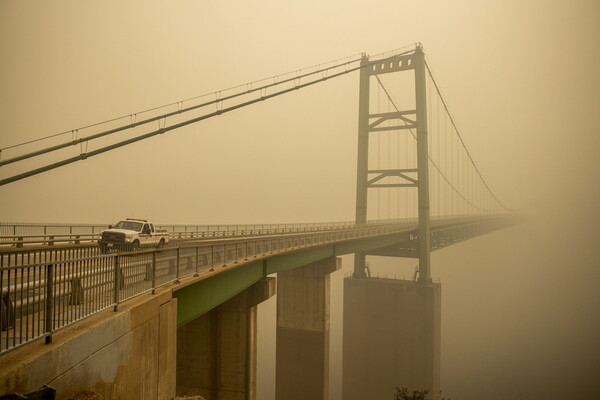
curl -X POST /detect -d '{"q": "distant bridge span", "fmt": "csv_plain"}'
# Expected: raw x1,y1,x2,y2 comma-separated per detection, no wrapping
1,214,510,337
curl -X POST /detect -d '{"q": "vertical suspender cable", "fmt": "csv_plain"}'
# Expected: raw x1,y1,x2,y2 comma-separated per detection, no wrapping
406,113,409,219
387,94,393,219
397,101,401,219
436,83,441,218
453,124,457,221
377,82,381,220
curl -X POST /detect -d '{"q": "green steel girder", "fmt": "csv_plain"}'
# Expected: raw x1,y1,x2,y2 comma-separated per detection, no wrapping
172,216,517,326
334,231,413,255
172,230,414,326
173,260,265,326
171,216,520,326
366,246,418,258
264,246,335,275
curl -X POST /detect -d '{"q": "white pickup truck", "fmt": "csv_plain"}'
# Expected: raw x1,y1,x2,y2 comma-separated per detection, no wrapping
98,218,169,253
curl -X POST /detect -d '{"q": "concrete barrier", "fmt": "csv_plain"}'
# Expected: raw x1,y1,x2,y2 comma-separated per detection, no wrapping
0,289,177,400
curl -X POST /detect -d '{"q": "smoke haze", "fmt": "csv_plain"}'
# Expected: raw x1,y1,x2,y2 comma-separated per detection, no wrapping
1,1,599,399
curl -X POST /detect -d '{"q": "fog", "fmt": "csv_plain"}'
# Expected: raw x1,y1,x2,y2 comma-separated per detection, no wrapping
1,1,599,399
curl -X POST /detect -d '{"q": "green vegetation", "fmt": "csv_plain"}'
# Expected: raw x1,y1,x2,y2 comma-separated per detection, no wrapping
394,387,455,400
394,387,430,400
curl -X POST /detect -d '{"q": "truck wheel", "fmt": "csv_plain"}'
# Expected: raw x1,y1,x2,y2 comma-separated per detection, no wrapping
132,240,140,251
157,239,165,249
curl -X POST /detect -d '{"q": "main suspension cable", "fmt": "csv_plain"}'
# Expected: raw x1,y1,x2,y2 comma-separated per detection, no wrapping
0,49,419,186
424,58,510,211
1,55,368,167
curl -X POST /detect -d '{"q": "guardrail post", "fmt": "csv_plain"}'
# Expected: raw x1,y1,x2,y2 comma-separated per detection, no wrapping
175,247,180,284
145,261,153,281
194,247,200,277
68,277,84,305
152,251,157,294
1,292,15,331
45,264,54,344
113,256,120,311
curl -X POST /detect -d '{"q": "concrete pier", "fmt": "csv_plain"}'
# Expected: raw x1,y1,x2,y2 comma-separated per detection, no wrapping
275,256,341,400
177,277,276,400
342,277,441,400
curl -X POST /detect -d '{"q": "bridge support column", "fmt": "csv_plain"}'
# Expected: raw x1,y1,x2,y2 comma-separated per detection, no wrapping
342,276,441,400
275,256,341,400
176,277,276,400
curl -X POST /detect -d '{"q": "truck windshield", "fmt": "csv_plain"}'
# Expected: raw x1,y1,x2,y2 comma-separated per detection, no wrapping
114,221,143,231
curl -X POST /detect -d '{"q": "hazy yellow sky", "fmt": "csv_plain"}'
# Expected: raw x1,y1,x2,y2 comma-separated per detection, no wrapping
1,0,598,224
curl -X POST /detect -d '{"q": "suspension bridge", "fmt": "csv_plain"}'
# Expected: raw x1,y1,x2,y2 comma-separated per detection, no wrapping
0,44,516,400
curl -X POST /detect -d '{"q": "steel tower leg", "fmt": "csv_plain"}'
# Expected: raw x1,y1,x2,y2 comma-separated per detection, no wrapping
415,45,431,284
353,55,371,278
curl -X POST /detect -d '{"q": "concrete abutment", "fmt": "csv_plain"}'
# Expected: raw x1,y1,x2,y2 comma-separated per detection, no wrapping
0,291,178,400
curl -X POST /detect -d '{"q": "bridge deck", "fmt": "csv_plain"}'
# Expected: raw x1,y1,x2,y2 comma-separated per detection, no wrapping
0,215,515,354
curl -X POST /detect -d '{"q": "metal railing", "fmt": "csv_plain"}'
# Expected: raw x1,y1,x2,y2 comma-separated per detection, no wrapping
0,219,406,248
0,220,416,355
0,223,106,237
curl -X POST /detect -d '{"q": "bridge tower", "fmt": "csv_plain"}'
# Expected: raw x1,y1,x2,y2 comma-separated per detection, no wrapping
346,44,440,400
354,44,431,283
